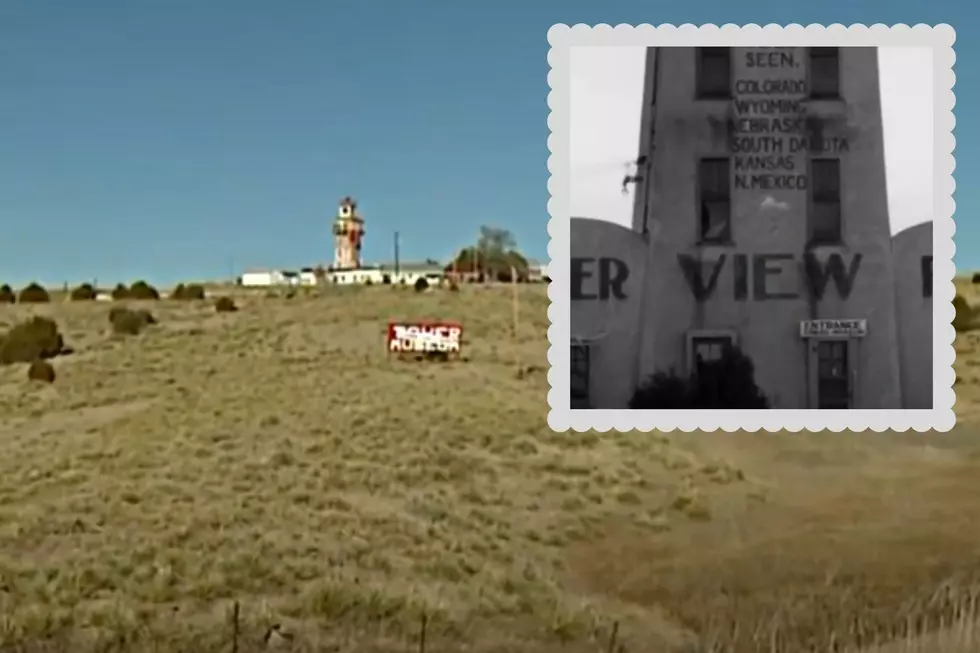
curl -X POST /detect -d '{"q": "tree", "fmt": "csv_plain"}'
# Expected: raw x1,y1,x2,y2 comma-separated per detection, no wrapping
447,226,529,281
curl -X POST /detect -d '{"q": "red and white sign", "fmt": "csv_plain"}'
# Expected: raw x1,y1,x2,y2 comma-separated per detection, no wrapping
387,321,463,356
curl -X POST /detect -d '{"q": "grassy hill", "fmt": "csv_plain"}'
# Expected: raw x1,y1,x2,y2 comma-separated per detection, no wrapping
0,283,977,652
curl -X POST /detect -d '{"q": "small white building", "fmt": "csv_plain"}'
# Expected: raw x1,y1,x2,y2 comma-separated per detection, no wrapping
241,269,286,287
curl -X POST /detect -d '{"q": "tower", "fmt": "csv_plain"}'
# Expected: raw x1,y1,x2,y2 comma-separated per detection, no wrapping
332,196,364,270
632,46,901,409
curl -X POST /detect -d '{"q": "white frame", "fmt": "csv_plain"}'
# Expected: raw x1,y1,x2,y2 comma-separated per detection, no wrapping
548,24,956,432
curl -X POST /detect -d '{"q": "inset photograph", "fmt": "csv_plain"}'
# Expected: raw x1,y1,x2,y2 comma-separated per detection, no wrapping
550,26,954,430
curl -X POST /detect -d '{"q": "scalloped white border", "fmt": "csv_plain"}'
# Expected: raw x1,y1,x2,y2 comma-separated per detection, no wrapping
547,24,956,433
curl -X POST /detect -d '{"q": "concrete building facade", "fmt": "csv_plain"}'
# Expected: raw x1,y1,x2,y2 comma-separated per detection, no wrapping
570,46,932,410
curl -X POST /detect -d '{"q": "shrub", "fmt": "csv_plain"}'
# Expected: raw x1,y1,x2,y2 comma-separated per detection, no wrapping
171,283,206,300
953,294,975,332
414,277,429,293
382,274,392,285
214,296,238,313
129,280,159,300
629,344,770,409
0,284,14,304
110,308,156,335
448,278,460,292
0,316,64,364
27,360,55,384
18,282,50,304
111,283,130,300
70,283,97,301
973,273,980,284
365,278,374,286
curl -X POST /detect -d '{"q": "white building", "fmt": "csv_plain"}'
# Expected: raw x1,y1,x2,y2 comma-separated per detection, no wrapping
240,269,285,287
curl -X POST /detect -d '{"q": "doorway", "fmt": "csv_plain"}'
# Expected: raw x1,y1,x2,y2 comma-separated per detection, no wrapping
816,339,850,409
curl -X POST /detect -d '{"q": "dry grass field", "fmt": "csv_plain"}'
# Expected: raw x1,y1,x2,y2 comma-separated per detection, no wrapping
0,281,978,652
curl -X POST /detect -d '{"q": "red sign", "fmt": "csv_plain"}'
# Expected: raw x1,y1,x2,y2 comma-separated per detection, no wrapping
387,321,463,358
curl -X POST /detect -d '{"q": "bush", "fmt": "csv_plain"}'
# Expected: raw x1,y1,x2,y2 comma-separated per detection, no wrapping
629,344,770,409
448,279,460,292
27,360,55,384
382,274,392,285
365,278,374,286
973,273,980,284
18,282,50,304
70,283,97,301
0,316,64,364
111,283,130,300
129,280,159,300
110,308,156,335
414,277,429,293
954,294,975,332
214,296,238,313
0,284,14,304
171,283,206,300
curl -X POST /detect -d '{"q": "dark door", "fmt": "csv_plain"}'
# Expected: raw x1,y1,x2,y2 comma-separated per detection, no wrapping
817,340,850,409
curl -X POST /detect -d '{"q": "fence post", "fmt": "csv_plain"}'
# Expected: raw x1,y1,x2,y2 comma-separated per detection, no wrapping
606,621,619,653
418,611,427,653
231,600,240,653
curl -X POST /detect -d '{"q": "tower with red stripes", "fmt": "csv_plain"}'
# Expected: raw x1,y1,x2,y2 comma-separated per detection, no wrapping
332,196,364,270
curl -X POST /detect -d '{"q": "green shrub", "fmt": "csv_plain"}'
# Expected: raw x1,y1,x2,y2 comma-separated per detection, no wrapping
954,294,975,332
110,308,156,335
17,282,50,304
0,316,64,364
0,284,14,304
70,283,97,301
129,280,159,300
414,277,429,293
172,283,206,300
27,360,55,383
110,283,130,300
214,296,238,313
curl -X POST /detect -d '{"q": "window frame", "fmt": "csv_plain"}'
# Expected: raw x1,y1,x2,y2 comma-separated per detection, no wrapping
808,47,841,100
695,47,732,100
808,157,843,245
922,255,933,299
686,330,738,376
697,157,732,244
570,342,591,405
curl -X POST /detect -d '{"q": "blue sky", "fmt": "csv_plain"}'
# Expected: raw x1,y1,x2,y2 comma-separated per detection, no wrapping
0,1,973,287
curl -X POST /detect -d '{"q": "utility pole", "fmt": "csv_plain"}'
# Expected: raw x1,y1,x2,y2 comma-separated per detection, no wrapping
394,231,401,276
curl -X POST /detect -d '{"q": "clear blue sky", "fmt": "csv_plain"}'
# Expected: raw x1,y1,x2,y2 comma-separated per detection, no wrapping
0,1,974,287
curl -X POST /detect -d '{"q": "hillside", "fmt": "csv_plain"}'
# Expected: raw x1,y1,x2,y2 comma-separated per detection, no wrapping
0,283,977,652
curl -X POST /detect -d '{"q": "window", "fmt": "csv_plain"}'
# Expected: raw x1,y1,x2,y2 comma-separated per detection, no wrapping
570,343,591,408
922,255,933,298
698,158,731,243
696,48,731,99
693,336,733,365
809,158,842,244
809,48,840,99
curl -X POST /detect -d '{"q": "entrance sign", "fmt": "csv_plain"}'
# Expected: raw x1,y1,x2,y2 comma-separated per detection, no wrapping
387,321,463,359
800,319,867,338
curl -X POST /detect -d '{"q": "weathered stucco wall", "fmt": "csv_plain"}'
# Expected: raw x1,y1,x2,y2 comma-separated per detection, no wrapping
893,222,934,409
569,218,648,409
635,47,901,409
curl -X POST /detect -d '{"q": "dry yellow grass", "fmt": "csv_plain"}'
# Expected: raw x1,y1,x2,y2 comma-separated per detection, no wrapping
0,282,976,652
